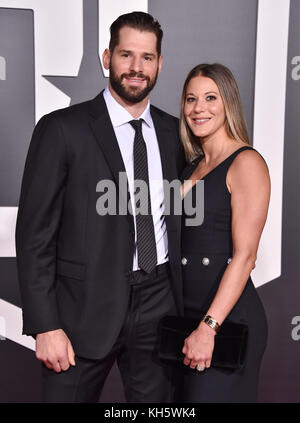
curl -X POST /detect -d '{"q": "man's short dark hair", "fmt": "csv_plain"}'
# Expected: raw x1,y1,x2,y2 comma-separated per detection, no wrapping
109,11,163,56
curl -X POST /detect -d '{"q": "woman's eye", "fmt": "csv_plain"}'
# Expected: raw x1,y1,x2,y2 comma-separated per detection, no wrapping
206,95,216,101
186,97,195,103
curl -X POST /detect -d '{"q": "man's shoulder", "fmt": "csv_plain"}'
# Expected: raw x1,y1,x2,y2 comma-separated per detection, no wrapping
46,98,92,122
42,92,105,124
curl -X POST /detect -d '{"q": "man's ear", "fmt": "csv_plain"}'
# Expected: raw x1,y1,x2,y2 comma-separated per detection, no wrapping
102,48,111,70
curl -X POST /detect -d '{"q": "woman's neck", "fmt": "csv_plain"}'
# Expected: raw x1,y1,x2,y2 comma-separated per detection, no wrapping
199,130,234,165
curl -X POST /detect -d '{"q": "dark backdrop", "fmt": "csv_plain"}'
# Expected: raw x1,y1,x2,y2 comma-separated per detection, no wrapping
0,0,299,403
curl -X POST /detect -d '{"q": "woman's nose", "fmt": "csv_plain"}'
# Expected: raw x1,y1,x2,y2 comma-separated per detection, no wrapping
193,98,206,113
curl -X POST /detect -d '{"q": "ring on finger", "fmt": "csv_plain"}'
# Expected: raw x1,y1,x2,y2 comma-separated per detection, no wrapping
196,364,205,372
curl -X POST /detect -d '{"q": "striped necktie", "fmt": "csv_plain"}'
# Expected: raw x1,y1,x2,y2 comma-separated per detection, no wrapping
129,119,157,273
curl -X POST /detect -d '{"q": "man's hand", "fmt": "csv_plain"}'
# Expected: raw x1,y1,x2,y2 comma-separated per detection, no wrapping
36,329,76,373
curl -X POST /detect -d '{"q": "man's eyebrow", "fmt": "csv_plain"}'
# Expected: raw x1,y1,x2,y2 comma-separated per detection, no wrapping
118,49,156,57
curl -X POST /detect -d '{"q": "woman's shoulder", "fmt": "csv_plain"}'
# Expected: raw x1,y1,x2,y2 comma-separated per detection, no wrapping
231,146,267,168
228,145,269,182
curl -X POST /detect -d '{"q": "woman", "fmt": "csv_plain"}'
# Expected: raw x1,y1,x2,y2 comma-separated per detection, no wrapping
180,63,270,402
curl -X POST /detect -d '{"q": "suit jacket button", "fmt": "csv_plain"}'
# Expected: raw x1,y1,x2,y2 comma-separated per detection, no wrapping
181,257,188,266
227,257,232,264
202,257,210,266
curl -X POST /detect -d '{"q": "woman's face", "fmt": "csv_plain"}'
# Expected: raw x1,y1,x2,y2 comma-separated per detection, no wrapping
184,75,226,140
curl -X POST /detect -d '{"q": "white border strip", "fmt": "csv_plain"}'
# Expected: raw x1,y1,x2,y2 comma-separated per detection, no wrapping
0,207,17,257
0,299,35,351
252,0,290,287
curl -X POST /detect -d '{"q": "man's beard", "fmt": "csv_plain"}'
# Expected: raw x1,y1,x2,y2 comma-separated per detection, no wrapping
109,64,159,103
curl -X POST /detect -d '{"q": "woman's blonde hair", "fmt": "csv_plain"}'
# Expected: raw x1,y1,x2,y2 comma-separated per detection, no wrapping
180,63,250,162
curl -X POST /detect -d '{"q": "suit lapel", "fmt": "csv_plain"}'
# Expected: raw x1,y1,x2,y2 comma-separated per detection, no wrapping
150,107,178,183
88,92,133,230
151,106,184,313
151,106,181,233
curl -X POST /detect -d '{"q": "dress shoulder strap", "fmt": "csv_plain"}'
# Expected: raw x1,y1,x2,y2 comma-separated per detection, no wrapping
224,146,254,166
223,145,267,173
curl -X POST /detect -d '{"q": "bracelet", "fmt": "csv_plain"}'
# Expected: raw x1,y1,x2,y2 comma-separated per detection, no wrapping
201,314,220,333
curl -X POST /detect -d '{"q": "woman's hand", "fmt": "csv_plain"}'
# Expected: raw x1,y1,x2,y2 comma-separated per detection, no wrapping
182,322,216,371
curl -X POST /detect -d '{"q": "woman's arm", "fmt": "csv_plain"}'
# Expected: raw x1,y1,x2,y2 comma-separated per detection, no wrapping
206,149,270,323
182,149,270,370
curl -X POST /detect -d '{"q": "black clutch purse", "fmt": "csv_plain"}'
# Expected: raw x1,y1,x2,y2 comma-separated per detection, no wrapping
158,315,248,370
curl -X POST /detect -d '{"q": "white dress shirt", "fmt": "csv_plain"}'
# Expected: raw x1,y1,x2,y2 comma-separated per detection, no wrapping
103,86,168,271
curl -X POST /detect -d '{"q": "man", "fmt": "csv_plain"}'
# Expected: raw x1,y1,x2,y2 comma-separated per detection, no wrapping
16,11,185,403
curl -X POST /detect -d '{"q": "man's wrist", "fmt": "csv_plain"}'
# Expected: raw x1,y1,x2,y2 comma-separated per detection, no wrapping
36,328,63,338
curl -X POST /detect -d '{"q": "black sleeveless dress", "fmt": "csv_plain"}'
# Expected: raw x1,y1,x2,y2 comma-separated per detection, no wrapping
181,146,268,403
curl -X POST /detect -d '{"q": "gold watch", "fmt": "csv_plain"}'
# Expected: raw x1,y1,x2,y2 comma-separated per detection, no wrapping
202,315,220,333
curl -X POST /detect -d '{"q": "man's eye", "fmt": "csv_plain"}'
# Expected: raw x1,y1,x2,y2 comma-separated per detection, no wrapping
122,53,129,57
144,56,152,61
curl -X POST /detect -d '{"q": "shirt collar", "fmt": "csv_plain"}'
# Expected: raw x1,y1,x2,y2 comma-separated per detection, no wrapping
103,86,153,128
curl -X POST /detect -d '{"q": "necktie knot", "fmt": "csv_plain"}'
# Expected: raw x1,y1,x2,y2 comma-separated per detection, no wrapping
129,119,143,132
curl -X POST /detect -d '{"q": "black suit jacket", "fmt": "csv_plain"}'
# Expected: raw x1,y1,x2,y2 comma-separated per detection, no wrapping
16,91,185,359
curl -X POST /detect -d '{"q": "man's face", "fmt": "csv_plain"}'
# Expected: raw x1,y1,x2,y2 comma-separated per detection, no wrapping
103,26,162,103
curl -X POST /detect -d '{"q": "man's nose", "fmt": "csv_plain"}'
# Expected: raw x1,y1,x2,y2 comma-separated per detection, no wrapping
130,56,143,73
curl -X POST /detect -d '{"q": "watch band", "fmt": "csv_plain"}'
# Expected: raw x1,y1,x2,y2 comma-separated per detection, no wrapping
201,314,220,333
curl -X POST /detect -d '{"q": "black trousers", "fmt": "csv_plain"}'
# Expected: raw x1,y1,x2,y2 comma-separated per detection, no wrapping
42,263,179,403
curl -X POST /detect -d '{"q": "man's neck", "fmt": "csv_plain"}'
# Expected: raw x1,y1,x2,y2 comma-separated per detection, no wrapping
108,84,149,119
